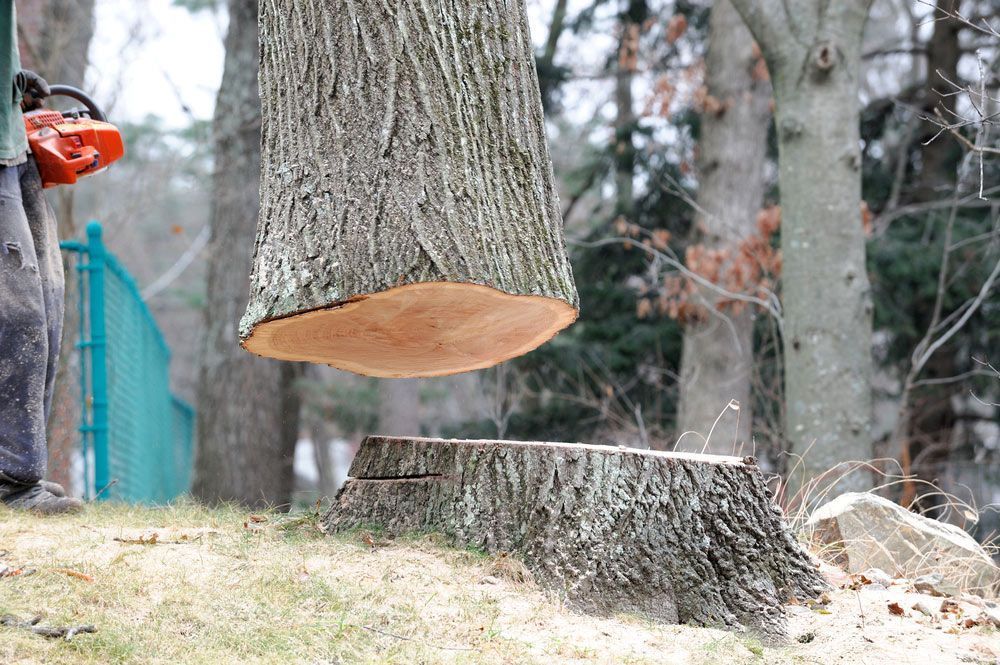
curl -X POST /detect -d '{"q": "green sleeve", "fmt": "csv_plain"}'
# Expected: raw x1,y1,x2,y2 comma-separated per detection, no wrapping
0,1,27,162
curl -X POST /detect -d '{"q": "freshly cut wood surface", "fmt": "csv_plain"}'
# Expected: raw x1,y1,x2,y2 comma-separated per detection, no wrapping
241,282,577,378
325,436,825,636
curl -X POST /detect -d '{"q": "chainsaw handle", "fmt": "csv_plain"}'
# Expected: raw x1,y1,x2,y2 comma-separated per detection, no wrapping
46,85,107,122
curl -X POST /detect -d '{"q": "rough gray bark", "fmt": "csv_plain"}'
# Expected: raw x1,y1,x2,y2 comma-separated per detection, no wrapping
325,436,825,636
729,0,875,494
191,0,301,508
242,0,577,342
676,0,771,455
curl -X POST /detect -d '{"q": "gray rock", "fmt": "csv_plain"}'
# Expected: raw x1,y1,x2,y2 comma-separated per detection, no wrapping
803,492,998,595
860,568,893,587
912,600,936,617
913,573,956,597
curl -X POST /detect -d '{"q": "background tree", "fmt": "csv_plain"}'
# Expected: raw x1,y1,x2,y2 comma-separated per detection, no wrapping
674,0,772,455
191,0,301,508
729,0,876,494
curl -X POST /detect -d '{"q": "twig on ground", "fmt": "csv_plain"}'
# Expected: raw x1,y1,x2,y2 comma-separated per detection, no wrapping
1,614,96,641
91,478,119,502
113,533,201,545
347,623,476,652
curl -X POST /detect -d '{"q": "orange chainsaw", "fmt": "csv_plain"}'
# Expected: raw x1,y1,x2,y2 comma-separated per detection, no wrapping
22,85,124,188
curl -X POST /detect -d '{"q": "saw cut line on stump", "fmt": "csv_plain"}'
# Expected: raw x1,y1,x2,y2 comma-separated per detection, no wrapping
325,436,826,636
241,0,579,377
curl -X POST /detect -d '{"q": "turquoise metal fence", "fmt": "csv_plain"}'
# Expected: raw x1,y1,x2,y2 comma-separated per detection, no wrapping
61,221,195,502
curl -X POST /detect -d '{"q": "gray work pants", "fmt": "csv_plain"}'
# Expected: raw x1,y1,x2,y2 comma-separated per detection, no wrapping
0,157,63,485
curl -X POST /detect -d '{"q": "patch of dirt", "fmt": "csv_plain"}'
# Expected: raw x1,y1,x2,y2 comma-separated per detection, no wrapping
780,570,999,664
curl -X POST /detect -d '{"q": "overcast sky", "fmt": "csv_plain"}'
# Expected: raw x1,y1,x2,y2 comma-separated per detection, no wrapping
89,0,226,128
84,0,611,130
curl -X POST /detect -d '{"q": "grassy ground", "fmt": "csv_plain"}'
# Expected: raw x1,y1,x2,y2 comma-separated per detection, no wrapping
1,502,997,664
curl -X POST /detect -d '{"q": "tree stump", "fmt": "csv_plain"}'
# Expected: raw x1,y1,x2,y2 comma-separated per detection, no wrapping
324,436,825,636
241,0,578,378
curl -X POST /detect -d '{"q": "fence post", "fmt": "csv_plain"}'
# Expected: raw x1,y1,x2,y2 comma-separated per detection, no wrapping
85,221,111,500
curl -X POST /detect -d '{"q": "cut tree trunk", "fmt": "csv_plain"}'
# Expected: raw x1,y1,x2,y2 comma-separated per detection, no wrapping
242,0,578,378
324,436,825,636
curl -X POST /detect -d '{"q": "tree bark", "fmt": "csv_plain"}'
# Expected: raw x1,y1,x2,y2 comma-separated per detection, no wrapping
17,0,96,492
191,0,302,509
916,0,963,200
614,8,638,217
377,379,421,436
898,5,965,510
325,436,825,637
242,0,578,378
676,0,771,455
729,0,875,494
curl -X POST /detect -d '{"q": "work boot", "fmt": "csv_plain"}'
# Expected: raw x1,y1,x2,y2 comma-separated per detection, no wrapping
1,482,83,515
39,480,66,497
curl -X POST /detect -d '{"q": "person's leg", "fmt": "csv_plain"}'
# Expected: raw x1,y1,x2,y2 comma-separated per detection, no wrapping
0,162,49,487
0,160,79,513
20,158,63,425
21,159,68,501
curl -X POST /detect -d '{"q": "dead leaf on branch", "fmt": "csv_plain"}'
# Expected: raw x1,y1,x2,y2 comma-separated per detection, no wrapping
666,15,687,44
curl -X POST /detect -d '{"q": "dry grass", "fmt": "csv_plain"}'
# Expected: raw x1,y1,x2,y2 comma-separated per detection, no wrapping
0,501,761,664
763,452,1000,598
1,501,997,664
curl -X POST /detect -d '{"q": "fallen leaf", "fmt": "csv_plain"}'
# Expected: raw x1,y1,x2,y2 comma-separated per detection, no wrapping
940,599,961,615
888,601,905,616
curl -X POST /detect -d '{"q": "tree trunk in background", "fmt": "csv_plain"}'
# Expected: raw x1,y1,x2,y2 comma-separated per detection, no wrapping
730,0,874,496
901,5,964,508
326,436,825,637
613,3,642,217
377,380,421,435
916,0,962,200
191,0,302,509
17,0,96,491
675,0,771,456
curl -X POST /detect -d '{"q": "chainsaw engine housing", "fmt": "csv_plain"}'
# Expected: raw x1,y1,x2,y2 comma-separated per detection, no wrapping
23,109,124,188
